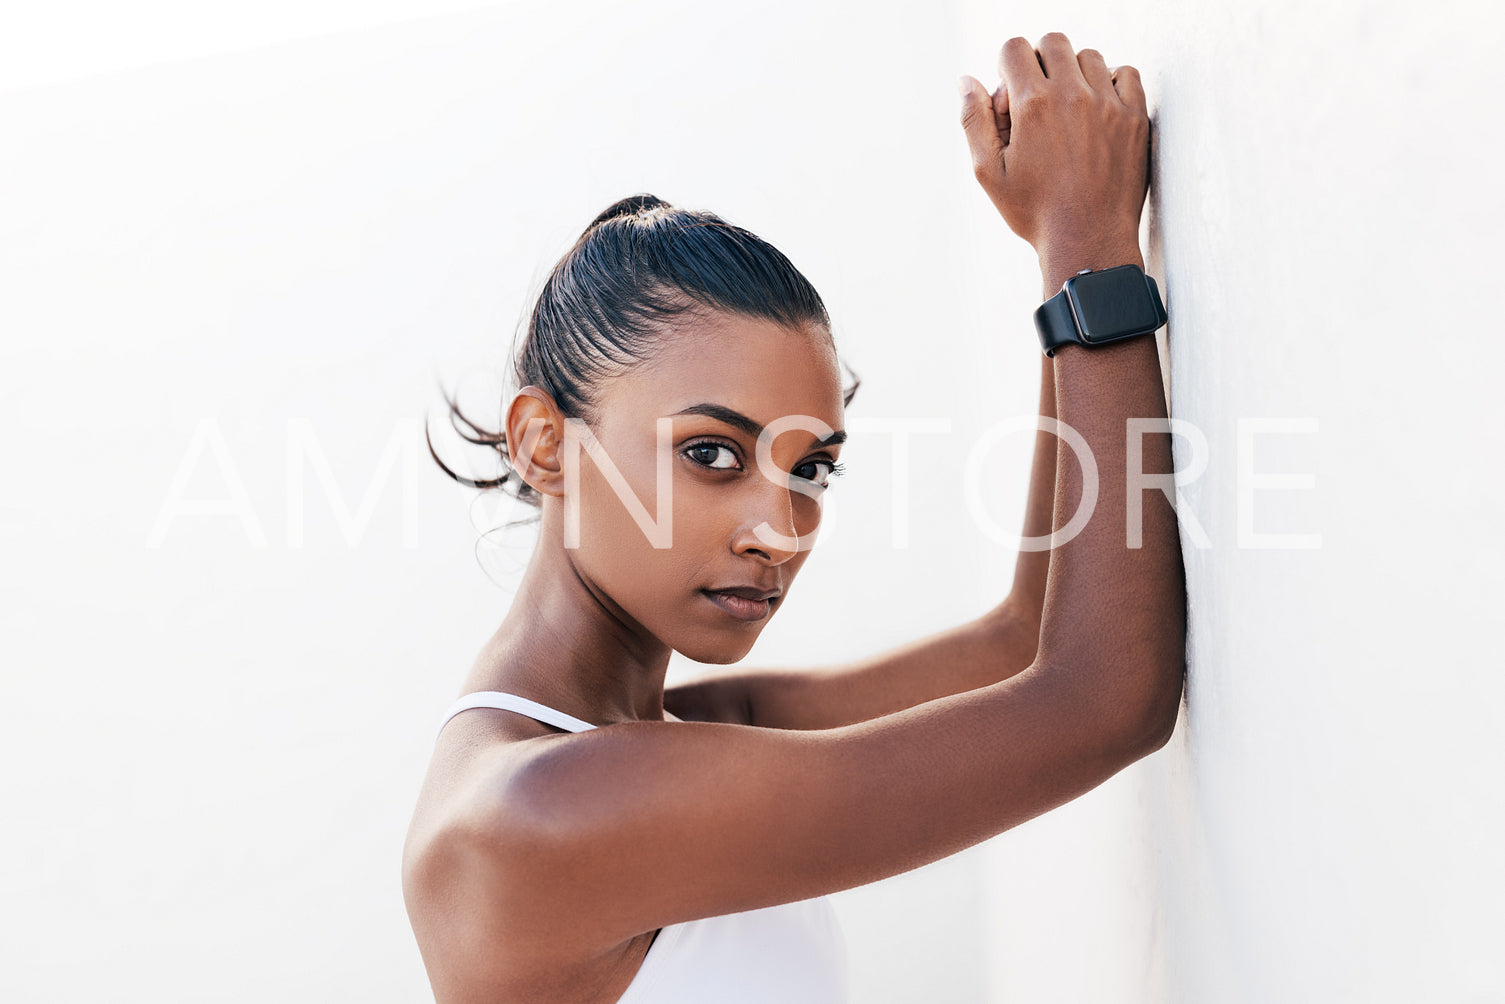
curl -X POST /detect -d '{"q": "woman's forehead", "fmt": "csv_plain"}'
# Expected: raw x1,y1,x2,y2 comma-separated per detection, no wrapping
608,315,845,426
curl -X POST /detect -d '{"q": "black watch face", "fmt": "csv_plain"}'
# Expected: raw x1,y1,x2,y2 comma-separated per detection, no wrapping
1066,266,1162,342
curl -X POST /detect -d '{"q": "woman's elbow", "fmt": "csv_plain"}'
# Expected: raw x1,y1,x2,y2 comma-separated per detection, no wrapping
1134,660,1186,754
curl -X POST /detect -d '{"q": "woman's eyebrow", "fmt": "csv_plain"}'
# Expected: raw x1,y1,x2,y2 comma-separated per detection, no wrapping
670,403,847,448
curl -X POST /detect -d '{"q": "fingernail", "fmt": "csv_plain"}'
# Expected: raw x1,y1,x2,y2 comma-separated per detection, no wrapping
958,76,972,99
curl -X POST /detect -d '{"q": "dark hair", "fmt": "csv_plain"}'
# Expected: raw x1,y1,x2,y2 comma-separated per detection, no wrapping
427,193,861,510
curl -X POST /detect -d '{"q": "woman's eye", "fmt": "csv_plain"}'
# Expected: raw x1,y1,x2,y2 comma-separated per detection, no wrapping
685,443,741,470
794,459,844,488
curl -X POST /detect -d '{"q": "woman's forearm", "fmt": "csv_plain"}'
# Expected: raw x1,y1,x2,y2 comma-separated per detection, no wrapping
1033,241,1186,743
1006,352,1060,623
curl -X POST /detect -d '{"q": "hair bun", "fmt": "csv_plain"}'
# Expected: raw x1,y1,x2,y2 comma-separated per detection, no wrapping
588,193,671,229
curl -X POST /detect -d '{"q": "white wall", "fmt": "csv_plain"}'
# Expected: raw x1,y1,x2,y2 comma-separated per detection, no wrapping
4,1,1500,1001
958,0,1505,1001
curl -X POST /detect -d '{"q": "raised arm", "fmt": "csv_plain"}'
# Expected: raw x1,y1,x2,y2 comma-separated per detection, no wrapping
967,34,1186,738
1010,354,1059,619
424,32,1187,973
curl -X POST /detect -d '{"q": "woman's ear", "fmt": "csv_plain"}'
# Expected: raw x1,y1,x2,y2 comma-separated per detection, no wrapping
504,387,568,498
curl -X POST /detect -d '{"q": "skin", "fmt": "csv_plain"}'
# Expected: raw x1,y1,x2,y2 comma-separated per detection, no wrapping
403,31,1186,1004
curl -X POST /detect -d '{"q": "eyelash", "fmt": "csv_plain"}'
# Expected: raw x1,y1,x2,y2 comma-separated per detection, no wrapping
681,439,846,487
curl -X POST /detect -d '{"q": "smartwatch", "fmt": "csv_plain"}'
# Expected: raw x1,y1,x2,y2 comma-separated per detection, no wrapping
1034,263,1167,358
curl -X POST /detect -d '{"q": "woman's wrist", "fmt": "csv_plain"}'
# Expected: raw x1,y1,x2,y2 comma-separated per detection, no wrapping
1037,237,1145,298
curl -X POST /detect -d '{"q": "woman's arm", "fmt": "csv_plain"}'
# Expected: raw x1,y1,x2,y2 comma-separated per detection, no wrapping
664,354,1061,730
432,32,1186,964
1009,353,1059,619
974,36,1185,739
665,603,1040,729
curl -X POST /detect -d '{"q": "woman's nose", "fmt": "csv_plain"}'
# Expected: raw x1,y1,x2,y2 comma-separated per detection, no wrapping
732,481,812,564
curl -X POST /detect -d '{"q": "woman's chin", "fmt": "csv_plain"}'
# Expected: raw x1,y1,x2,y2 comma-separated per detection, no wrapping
674,633,760,666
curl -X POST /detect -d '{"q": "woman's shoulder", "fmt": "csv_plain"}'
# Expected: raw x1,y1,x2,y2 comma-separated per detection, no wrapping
403,722,617,997
408,708,584,871
415,703,683,859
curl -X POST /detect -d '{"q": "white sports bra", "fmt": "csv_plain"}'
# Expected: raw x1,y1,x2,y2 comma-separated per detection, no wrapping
436,692,850,1003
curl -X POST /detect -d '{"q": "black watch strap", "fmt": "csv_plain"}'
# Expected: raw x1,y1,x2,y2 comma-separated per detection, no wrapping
1033,267,1165,358
1033,285,1081,359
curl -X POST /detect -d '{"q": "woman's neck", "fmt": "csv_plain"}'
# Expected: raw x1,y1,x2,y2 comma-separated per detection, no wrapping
461,509,674,727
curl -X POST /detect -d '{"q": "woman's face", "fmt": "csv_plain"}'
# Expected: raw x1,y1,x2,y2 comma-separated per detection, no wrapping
562,311,846,664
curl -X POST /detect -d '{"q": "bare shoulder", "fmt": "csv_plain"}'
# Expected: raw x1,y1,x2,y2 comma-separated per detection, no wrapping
405,674,1153,998
402,724,633,1001
403,707,688,987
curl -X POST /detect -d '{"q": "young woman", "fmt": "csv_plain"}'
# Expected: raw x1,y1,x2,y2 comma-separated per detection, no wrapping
404,32,1185,1003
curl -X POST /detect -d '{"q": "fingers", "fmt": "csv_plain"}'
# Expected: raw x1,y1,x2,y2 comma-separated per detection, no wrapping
991,83,1011,147
997,36,1045,98
958,74,1006,187
965,34,1151,250
1110,64,1147,114
1076,48,1114,97
1001,33,1113,102
1033,32,1083,85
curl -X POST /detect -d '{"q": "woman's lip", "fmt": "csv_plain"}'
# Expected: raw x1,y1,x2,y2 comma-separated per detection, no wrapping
701,589,772,622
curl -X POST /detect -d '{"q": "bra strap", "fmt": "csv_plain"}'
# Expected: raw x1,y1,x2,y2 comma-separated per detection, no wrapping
436,691,599,741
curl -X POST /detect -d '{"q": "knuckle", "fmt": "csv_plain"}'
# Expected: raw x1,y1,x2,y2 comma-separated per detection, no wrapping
1012,87,1047,113
1078,47,1104,62
1040,31,1070,45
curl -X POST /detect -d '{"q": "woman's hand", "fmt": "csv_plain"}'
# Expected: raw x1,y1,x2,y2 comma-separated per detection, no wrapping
959,33,1150,275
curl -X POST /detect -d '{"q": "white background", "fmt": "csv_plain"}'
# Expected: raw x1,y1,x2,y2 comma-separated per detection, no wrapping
3,1,1502,1001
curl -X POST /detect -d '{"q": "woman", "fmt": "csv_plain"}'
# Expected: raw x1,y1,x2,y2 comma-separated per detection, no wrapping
403,31,1185,1003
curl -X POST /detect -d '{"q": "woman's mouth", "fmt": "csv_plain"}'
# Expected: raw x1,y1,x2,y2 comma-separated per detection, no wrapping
700,589,773,622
